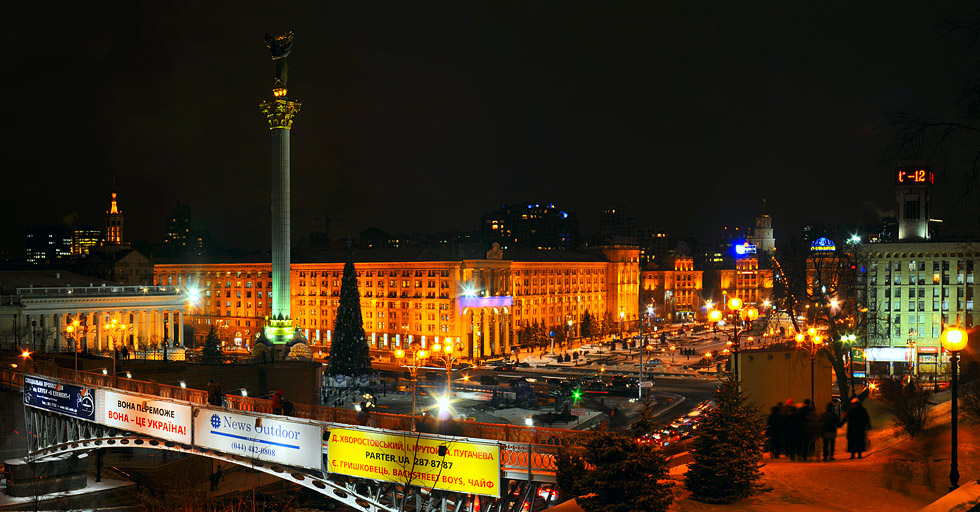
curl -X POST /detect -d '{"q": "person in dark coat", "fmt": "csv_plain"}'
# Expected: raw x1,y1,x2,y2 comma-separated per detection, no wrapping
786,402,807,460
766,405,783,458
819,402,839,461
802,405,821,461
840,398,872,458
780,399,797,459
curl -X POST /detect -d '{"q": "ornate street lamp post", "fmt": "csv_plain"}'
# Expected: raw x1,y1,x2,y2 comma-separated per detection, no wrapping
430,340,461,401
941,326,968,491
708,297,758,381
796,328,824,405
63,320,88,379
395,344,429,431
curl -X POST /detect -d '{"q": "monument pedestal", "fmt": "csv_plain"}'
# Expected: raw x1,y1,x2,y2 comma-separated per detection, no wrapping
4,453,89,497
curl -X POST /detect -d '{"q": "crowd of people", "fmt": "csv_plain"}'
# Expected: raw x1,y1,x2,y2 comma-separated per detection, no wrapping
766,397,872,461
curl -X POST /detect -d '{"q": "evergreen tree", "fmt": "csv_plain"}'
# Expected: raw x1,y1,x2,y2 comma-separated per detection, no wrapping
602,311,616,336
580,311,594,340
327,250,371,377
684,374,766,503
202,326,222,364
556,432,673,512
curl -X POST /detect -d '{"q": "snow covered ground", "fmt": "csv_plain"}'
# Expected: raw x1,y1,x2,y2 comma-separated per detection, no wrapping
666,394,980,511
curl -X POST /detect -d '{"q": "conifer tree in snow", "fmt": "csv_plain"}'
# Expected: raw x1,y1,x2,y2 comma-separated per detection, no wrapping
202,326,222,364
327,250,371,378
556,432,673,512
684,374,766,503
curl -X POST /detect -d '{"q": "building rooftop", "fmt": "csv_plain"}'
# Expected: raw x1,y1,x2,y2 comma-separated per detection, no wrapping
0,271,118,295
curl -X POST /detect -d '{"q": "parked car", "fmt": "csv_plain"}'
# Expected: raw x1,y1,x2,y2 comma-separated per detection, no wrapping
494,364,517,372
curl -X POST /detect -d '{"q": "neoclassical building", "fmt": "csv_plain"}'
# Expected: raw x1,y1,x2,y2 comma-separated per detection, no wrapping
154,245,640,360
0,270,186,353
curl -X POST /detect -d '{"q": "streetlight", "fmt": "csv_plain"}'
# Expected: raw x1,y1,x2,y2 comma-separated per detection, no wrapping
669,345,676,363
941,325,968,491
430,340,461,402
796,330,824,405
63,320,87,379
104,320,129,387
619,310,625,339
842,333,858,396
395,343,429,431
707,297,758,382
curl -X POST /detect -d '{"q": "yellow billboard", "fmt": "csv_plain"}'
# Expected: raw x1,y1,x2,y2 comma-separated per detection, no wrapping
326,428,500,497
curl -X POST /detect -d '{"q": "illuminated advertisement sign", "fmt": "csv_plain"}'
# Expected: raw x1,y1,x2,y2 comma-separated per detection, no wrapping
23,375,96,422
810,237,836,252
100,390,192,444
194,409,322,471
327,428,500,497
733,242,757,256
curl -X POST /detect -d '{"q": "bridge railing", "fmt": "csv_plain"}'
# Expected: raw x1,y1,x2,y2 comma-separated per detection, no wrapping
30,363,208,404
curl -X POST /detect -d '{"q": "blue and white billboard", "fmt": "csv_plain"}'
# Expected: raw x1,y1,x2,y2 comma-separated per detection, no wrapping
194,409,323,471
23,375,96,422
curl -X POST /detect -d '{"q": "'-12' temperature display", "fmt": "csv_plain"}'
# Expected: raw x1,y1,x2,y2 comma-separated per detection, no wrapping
895,166,935,185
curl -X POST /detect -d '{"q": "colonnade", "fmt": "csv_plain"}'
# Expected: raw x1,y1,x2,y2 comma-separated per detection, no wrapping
18,308,185,353
463,307,512,360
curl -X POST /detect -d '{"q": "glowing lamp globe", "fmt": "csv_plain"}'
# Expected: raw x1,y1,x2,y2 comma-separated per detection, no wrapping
728,298,743,310
432,343,442,352
813,335,823,345
795,334,805,343
941,327,968,352
742,307,759,321
418,350,428,359
395,349,405,359
709,310,722,322
444,343,453,354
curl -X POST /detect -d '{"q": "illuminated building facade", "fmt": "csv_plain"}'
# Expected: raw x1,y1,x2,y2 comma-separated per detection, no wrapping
641,256,704,321
715,257,773,307
154,245,640,358
71,228,102,256
860,242,980,376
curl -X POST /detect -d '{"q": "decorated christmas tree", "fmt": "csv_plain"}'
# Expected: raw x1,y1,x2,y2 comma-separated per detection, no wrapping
202,326,222,364
684,373,766,503
327,249,371,377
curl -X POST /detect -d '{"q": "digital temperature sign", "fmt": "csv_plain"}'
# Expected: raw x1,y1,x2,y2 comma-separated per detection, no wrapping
895,166,934,185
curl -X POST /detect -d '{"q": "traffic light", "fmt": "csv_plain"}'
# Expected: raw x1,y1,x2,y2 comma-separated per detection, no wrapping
572,388,582,404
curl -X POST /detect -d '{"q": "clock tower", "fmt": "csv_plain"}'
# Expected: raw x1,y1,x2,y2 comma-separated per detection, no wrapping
895,163,933,241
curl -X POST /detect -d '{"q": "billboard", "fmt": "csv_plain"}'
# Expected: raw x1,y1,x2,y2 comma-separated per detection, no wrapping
194,409,323,472
327,428,501,497
23,375,96,422
100,390,192,444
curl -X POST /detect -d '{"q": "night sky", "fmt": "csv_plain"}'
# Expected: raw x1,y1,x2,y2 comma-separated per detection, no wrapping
3,2,977,257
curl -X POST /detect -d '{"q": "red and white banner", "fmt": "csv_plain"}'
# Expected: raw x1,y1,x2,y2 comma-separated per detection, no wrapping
98,390,192,444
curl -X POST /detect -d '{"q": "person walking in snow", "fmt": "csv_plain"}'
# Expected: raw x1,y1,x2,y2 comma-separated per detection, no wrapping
766,405,783,458
840,398,871,459
819,402,839,461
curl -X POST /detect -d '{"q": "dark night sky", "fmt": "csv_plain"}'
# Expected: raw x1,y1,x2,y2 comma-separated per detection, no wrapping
3,2,977,257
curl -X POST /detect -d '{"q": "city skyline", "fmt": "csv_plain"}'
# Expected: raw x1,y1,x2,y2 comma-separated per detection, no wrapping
4,3,978,257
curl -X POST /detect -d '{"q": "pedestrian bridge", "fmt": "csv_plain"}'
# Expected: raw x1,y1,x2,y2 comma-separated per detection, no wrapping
2,364,592,512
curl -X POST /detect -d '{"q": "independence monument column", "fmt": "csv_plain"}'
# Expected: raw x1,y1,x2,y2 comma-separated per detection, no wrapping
258,31,306,351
